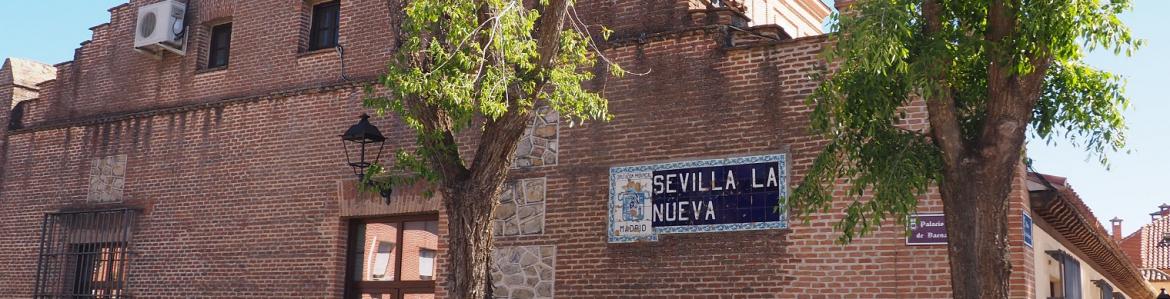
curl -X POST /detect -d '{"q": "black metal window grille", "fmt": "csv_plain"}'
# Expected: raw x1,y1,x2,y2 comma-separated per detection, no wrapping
34,209,138,299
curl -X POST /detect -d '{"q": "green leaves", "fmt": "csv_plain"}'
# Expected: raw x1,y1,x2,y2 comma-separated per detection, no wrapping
794,64,942,243
374,0,610,124
1032,60,1129,165
363,0,613,187
797,0,1138,243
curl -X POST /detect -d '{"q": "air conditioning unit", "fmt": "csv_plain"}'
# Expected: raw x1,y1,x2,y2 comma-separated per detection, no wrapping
134,0,188,56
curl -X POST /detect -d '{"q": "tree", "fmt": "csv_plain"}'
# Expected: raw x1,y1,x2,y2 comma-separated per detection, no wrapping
791,0,1139,298
362,0,616,298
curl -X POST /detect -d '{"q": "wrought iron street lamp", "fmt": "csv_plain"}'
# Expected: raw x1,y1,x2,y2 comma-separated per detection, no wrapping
341,113,391,198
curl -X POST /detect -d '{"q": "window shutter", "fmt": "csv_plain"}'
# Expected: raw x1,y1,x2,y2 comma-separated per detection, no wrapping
1063,257,1082,299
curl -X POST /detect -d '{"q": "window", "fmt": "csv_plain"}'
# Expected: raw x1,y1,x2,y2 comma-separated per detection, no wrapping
34,209,137,299
1093,280,1115,299
308,1,340,50
345,214,438,299
207,23,232,68
69,243,128,299
1046,250,1082,299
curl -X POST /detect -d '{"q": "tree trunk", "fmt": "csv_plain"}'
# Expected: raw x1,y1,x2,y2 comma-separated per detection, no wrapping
443,184,501,299
939,159,1014,299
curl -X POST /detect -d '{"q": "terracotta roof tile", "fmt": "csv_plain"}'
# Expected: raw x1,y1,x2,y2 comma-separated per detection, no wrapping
1028,172,1069,188
1138,216,1170,270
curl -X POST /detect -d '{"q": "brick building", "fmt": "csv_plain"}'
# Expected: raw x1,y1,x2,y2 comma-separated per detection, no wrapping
1115,204,1170,289
0,0,1154,298
1025,173,1157,298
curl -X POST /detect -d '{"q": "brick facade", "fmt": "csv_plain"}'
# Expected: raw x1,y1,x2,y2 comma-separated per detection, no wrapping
0,0,1130,298
1118,206,1170,285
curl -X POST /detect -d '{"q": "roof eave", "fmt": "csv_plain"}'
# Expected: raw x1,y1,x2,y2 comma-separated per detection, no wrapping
1032,189,1155,299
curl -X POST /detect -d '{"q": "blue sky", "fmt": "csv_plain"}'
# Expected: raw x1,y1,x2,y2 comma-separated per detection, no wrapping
1028,0,1170,235
1,1,1165,235
0,1,127,64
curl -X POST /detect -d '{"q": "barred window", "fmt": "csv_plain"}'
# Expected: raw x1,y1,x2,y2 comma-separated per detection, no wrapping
34,209,137,299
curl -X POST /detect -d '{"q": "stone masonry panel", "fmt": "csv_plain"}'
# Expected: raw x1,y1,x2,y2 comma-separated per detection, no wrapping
494,177,547,237
514,107,559,168
87,154,127,203
491,245,555,299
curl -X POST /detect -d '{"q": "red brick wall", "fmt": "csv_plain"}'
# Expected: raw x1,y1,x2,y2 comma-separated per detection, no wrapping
0,1,1043,298
26,0,753,128
574,0,693,40
1010,165,1037,299
1121,230,1144,267
0,87,376,297
31,0,398,126
497,31,952,298
0,65,12,177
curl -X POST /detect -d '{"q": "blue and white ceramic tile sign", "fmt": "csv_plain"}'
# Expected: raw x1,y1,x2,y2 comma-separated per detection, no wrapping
607,154,789,243
1023,211,1034,248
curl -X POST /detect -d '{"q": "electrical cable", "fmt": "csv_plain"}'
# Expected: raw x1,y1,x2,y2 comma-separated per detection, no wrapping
337,44,351,81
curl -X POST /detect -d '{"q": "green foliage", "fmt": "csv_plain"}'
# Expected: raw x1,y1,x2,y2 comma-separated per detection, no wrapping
1033,60,1130,163
358,148,441,198
791,64,943,243
793,0,1140,243
362,0,615,185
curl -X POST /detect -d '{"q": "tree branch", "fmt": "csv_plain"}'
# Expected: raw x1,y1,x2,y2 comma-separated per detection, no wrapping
469,103,533,186
533,0,570,71
978,0,1031,172
403,95,472,184
921,0,965,168
467,0,571,186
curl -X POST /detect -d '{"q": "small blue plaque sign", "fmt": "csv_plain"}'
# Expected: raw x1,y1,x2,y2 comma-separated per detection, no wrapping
1023,211,1034,248
608,154,788,243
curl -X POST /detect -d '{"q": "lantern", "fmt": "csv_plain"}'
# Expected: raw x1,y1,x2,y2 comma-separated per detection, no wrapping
341,114,391,198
